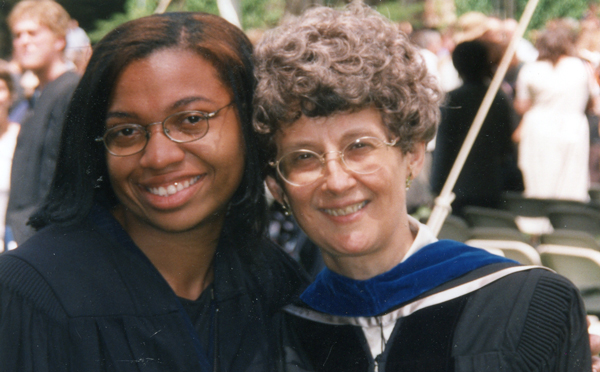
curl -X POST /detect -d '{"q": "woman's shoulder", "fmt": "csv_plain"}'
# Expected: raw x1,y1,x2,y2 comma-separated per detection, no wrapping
253,238,310,286
453,266,589,369
2,220,111,272
0,220,176,318
0,223,106,312
239,237,311,307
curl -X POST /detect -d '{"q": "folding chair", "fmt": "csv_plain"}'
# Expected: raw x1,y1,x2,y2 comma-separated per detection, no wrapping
538,244,600,315
438,215,470,243
466,239,541,265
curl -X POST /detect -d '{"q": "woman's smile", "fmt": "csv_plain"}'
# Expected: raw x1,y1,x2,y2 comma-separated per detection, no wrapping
145,175,202,197
136,173,206,211
321,200,368,217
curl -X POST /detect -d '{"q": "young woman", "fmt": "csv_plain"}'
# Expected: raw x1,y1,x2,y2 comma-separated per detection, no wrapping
253,4,591,371
0,12,307,371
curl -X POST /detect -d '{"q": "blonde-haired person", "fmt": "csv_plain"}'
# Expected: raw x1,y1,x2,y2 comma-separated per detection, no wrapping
5,0,80,245
8,0,71,40
254,3,591,370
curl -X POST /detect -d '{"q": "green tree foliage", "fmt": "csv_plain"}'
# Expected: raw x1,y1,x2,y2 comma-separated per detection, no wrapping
455,0,593,30
60,0,126,30
89,0,285,43
88,0,161,43
515,0,591,30
373,2,425,27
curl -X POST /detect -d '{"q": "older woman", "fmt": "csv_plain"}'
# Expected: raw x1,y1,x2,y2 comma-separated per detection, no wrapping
254,3,590,371
0,12,306,371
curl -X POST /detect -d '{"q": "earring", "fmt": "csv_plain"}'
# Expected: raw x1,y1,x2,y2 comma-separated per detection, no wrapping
281,201,291,216
405,172,413,191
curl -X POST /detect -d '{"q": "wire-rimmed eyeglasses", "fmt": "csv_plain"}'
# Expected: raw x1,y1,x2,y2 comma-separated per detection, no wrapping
270,136,399,186
95,102,233,156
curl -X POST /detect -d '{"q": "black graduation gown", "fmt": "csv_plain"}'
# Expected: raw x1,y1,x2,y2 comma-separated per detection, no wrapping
0,206,308,371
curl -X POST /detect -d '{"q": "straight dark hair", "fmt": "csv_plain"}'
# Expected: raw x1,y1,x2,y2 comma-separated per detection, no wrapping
30,12,267,248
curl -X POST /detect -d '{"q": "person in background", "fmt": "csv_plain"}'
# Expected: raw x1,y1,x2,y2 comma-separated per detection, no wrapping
0,11,307,371
4,0,80,246
253,3,591,370
0,66,19,252
431,40,519,217
410,28,442,84
407,28,442,213
514,25,595,201
64,21,92,74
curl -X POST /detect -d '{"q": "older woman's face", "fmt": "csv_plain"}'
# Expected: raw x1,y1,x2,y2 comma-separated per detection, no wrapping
266,107,424,268
105,48,245,234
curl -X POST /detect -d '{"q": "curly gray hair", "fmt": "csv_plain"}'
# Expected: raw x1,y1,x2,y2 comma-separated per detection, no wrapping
253,1,442,165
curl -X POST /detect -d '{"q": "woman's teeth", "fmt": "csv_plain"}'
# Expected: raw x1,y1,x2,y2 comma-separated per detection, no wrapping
324,201,367,216
148,176,200,197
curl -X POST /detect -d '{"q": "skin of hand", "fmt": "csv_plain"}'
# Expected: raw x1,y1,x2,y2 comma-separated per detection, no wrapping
588,316,600,371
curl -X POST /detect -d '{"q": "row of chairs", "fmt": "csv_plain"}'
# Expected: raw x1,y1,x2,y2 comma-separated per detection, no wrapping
436,194,600,315
472,240,600,315
500,192,600,237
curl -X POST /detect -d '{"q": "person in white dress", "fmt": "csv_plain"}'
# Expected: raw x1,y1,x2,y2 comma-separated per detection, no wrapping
514,26,597,201
0,66,20,251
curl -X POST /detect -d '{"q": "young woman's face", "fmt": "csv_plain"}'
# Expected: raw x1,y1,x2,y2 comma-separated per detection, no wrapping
105,48,245,234
266,107,424,267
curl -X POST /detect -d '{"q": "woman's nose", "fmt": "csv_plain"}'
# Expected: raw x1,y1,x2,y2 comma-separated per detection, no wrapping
139,126,185,169
321,153,356,192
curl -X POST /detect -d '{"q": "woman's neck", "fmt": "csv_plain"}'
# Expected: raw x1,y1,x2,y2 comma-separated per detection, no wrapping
113,206,222,300
322,218,418,281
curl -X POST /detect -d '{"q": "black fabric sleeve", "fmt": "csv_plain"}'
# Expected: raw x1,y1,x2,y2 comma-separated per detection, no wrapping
514,272,591,371
454,269,592,371
0,255,70,372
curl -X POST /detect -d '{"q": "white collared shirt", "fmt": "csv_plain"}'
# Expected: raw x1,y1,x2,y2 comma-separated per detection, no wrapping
362,216,438,359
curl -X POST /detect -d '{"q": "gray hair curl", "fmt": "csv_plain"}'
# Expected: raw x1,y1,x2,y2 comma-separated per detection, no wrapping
253,1,442,165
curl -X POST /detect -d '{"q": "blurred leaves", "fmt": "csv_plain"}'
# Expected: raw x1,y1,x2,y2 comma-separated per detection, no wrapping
456,0,593,31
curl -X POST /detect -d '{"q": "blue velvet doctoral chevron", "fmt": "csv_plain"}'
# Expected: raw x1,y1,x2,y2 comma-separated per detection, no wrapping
300,240,516,317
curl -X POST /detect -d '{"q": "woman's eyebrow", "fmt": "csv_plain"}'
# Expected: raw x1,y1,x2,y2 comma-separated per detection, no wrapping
105,97,213,120
105,111,136,120
170,96,212,110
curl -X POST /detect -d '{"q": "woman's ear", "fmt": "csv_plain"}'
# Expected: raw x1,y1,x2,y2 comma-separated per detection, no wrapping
265,175,285,205
407,142,427,177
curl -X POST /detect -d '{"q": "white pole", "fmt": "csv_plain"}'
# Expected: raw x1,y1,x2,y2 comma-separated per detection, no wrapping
426,0,540,235
216,0,242,28
154,0,172,13
154,0,241,29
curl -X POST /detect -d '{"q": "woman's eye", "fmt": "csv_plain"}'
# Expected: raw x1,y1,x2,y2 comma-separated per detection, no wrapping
107,125,144,145
107,125,142,138
297,152,315,160
347,140,376,152
116,127,139,137
284,151,320,170
182,114,205,125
